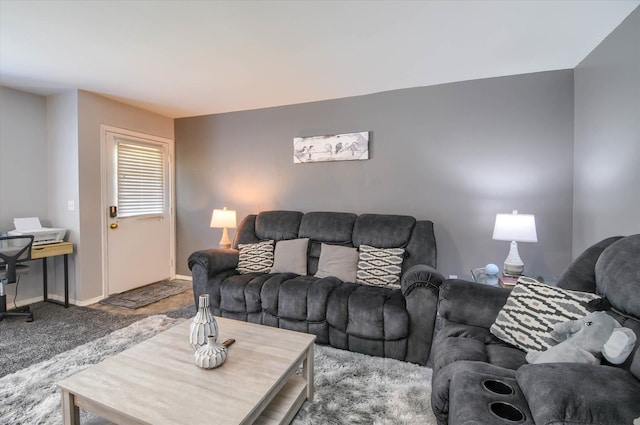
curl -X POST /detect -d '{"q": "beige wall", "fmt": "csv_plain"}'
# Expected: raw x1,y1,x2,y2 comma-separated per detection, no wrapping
75,91,174,302
46,90,80,302
5,88,174,305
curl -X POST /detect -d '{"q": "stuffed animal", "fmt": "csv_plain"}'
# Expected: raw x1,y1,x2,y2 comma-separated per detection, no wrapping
526,311,637,365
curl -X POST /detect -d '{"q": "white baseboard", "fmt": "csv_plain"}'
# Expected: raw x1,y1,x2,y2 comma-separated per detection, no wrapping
75,295,105,306
7,277,190,309
8,293,106,308
8,295,44,308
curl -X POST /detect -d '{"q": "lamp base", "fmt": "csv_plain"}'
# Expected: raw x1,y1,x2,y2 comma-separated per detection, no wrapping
503,240,525,277
219,227,231,249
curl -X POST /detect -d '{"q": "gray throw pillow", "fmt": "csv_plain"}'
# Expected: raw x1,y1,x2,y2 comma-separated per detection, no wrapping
356,244,405,286
237,240,274,274
314,243,359,282
270,238,309,275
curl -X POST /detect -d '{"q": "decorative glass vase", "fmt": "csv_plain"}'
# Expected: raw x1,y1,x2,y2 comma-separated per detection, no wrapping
194,335,228,369
189,294,218,349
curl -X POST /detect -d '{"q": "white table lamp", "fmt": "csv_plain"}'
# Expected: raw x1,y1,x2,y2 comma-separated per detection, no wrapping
492,210,537,277
210,207,237,249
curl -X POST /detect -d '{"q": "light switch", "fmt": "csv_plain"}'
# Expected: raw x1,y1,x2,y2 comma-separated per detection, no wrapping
68,200,75,211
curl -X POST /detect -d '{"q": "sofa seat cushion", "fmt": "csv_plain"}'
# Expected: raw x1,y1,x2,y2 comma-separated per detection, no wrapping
432,323,526,373
517,363,640,425
327,283,409,341
260,274,342,322
219,273,271,314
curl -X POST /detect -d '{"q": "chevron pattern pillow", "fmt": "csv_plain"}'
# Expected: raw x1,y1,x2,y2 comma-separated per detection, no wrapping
237,240,274,274
356,244,405,286
490,279,601,353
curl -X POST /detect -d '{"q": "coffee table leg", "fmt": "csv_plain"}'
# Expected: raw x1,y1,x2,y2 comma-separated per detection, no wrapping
61,390,80,425
303,345,314,401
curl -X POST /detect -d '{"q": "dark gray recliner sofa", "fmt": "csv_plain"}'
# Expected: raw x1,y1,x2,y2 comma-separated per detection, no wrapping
431,234,640,425
188,210,445,365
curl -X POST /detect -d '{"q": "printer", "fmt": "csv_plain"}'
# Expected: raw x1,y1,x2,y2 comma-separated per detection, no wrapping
7,217,67,245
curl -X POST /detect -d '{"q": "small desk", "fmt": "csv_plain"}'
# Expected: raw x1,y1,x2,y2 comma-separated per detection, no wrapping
31,242,73,307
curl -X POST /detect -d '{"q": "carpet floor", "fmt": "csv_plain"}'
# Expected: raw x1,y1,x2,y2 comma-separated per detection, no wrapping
1,315,436,425
0,300,196,378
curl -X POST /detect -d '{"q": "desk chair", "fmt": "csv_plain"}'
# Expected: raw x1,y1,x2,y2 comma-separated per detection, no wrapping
0,235,34,322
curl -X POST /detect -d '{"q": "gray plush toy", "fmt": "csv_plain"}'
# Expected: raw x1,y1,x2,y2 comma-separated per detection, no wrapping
526,311,637,365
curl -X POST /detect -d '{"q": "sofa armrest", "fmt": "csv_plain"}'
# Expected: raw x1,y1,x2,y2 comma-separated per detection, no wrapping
517,363,640,424
399,265,445,365
188,248,239,277
438,279,511,329
400,264,445,297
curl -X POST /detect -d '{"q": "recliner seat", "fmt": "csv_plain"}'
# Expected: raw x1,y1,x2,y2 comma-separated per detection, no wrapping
431,234,640,425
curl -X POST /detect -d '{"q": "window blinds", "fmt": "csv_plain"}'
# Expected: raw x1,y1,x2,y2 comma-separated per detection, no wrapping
116,140,165,217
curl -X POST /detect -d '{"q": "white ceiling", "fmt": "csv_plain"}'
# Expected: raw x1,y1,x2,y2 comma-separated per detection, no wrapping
1,1,638,118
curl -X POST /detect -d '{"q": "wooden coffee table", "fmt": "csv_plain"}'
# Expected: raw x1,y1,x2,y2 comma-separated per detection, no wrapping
57,317,315,425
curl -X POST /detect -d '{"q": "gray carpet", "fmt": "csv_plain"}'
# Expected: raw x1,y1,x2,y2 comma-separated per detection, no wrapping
99,280,191,309
0,301,196,378
0,315,436,425
0,302,144,378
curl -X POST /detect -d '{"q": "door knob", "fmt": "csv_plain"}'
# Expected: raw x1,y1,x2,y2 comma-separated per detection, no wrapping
110,223,118,229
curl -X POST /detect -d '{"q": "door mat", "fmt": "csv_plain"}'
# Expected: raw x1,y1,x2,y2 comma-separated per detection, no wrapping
100,280,191,310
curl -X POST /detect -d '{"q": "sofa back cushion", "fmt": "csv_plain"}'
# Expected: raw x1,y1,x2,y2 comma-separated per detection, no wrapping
255,211,303,241
299,212,357,275
352,214,415,248
595,234,640,319
555,236,623,292
234,210,438,279
593,234,640,376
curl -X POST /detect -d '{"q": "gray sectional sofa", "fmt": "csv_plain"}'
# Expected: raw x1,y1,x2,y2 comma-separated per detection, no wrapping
190,211,640,424
188,210,445,365
431,234,640,425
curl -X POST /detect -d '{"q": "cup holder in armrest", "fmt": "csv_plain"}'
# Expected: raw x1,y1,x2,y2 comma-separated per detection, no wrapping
489,402,525,423
483,379,515,395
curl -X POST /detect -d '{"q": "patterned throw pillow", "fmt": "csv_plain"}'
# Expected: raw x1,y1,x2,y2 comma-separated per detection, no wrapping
356,244,405,286
490,279,601,353
237,240,274,274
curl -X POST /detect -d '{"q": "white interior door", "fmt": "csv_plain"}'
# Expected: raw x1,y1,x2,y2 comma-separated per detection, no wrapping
103,128,173,295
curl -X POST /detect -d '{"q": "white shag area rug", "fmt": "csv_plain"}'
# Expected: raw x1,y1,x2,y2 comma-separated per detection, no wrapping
0,315,436,425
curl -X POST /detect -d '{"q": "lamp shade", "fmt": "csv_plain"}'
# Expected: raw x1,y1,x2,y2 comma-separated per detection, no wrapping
492,211,537,242
210,208,237,229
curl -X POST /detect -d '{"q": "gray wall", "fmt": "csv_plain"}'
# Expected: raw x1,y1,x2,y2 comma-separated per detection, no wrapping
0,87,48,303
176,70,575,280
573,7,640,256
0,87,48,230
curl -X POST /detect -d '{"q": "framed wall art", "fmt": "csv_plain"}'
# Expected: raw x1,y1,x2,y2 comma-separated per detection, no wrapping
293,131,369,163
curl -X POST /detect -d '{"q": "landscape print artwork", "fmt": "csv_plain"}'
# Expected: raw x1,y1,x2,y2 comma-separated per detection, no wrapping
293,131,369,163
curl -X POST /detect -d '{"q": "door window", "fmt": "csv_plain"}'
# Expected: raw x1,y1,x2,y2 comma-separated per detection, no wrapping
115,139,166,218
